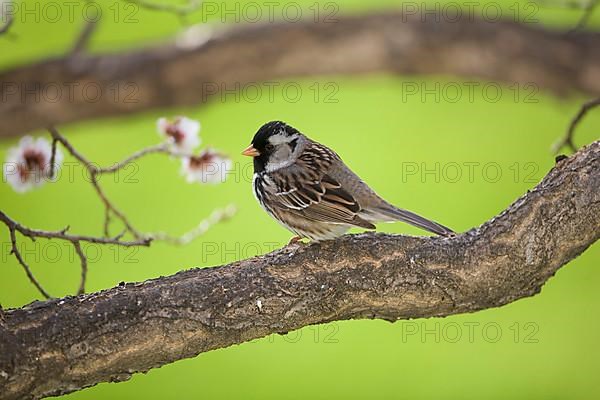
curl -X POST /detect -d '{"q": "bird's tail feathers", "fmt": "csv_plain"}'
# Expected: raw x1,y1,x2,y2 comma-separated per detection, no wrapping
364,206,454,237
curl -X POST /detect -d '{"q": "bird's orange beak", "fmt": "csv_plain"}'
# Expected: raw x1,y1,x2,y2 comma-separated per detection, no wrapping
241,144,260,157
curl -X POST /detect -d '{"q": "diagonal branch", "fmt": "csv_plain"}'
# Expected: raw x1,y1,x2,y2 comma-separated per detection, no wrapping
69,19,98,57
0,6,13,36
553,97,600,153
7,228,51,300
569,0,599,33
1,141,599,400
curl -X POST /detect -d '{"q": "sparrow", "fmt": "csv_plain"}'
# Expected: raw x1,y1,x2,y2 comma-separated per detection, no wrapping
242,121,454,241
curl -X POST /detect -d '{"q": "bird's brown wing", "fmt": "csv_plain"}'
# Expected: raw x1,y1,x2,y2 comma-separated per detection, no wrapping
265,145,375,229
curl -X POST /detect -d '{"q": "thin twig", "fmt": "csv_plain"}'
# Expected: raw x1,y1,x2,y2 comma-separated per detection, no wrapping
8,227,52,299
0,210,151,247
0,6,13,35
48,127,145,239
96,143,170,174
89,142,175,236
89,174,145,239
72,241,88,295
49,137,59,178
103,207,111,237
47,127,94,167
47,127,212,244
553,97,600,153
569,0,599,33
147,205,236,245
1,209,149,298
70,19,98,57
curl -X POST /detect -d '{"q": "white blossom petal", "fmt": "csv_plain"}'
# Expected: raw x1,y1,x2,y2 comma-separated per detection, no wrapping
156,116,201,152
181,150,231,185
3,136,63,193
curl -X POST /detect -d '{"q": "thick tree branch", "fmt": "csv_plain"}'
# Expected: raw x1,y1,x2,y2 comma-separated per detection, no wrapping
1,141,599,400
1,13,600,137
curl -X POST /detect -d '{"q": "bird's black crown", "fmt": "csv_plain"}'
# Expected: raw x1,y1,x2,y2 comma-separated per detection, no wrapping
250,121,300,173
251,121,299,149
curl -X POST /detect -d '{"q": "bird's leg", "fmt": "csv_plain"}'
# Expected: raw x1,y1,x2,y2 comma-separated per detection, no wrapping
288,236,303,245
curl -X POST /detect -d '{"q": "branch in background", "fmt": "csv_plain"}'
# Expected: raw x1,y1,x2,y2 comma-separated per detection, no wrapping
0,140,598,400
1,13,600,137
553,97,600,153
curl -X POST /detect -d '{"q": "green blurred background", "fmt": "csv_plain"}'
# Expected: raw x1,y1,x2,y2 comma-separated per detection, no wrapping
1,1,599,398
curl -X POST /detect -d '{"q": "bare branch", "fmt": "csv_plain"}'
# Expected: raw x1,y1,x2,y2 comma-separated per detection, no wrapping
103,207,111,238
95,143,170,174
0,4,13,36
47,127,232,243
48,127,159,240
1,208,151,298
48,137,59,178
553,97,600,153
89,173,144,239
569,0,599,32
1,141,599,400
0,210,151,247
7,228,51,300
2,125,232,296
2,14,600,137
72,241,87,295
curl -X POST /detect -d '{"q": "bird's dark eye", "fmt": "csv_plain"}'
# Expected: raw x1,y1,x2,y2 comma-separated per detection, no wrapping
265,144,274,152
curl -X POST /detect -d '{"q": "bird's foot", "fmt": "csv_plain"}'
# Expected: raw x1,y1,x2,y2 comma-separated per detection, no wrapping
287,236,304,246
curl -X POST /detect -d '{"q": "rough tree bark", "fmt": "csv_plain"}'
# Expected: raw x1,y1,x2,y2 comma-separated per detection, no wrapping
1,13,600,137
1,141,598,399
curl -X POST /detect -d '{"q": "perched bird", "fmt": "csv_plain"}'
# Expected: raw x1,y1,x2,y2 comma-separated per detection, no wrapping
242,121,454,242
